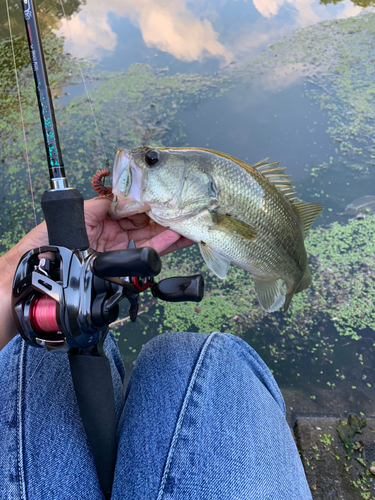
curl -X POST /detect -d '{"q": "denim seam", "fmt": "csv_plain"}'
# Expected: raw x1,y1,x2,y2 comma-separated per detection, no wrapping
156,332,217,500
27,352,46,384
17,340,27,500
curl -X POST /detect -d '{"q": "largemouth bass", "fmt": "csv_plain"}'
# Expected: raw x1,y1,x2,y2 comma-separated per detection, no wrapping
109,147,323,312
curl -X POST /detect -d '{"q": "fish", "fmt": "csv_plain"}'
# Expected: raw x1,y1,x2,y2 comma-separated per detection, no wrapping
338,195,375,216
109,147,323,313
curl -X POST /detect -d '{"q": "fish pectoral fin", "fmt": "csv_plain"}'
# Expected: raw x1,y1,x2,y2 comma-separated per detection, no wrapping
209,212,257,240
198,242,230,279
254,278,285,313
291,202,324,239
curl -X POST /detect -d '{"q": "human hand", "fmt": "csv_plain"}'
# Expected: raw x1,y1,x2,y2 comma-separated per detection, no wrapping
84,197,194,255
0,196,194,349
17,196,194,256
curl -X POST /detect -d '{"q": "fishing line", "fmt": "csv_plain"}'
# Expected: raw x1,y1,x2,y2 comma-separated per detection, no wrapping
5,0,41,251
58,0,108,162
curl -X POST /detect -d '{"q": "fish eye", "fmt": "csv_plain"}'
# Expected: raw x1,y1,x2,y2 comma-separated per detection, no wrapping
145,150,160,167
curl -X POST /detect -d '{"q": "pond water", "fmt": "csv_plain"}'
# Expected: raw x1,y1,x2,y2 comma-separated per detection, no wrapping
1,0,375,422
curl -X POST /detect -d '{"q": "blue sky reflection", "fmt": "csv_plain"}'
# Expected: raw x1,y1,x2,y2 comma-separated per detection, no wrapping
56,0,367,65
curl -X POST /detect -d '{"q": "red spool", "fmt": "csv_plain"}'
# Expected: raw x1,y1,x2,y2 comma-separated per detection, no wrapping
30,295,59,333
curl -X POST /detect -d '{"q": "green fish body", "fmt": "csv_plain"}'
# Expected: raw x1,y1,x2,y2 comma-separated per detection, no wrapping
109,147,323,312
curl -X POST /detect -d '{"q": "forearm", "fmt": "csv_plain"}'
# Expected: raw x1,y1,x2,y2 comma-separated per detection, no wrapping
0,222,48,350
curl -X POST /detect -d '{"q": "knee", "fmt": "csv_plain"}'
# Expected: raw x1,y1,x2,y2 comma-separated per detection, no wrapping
147,332,286,416
129,332,208,390
135,331,208,371
131,332,285,415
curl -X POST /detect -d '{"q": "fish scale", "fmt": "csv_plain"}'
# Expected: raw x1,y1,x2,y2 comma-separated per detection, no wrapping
206,158,301,275
109,147,323,312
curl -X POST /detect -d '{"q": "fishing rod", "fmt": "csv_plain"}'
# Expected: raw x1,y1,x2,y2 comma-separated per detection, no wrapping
10,0,204,497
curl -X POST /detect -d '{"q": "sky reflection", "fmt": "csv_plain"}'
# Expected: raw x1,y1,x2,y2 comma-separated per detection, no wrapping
57,0,232,62
56,0,366,65
253,0,361,23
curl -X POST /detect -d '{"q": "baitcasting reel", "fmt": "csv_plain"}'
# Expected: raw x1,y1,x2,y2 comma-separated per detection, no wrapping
12,242,204,352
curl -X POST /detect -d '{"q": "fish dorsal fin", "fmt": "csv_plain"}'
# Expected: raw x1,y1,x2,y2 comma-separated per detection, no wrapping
210,211,257,240
252,159,297,202
198,242,230,279
291,201,324,238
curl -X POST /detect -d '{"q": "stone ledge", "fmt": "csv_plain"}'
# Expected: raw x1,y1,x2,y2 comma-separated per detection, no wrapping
293,416,375,499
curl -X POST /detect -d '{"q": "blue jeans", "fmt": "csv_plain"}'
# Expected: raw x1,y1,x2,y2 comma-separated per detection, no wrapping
0,331,312,499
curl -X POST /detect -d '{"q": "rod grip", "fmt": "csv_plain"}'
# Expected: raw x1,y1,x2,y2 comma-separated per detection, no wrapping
41,189,89,250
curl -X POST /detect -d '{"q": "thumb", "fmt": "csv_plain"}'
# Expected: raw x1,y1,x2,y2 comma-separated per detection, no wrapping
84,197,112,226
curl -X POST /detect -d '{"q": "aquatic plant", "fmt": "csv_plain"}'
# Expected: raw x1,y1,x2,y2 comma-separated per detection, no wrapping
153,215,375,340
0,34,91,251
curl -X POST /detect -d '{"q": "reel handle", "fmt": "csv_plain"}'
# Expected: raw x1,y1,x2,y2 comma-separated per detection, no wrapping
92,247,162,278
152,275,204,302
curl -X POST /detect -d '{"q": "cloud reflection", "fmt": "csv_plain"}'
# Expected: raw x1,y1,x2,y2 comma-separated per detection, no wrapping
56,0,365,63
137,5,231,62
60,13,117,57
252,0,362,25
57,0,232,62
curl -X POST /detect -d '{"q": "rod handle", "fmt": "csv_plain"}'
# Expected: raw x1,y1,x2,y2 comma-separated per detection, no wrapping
41,189,89,250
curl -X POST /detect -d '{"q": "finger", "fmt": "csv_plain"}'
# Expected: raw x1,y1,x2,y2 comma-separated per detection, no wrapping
117,212,151,230
84,197,147,224
85,197,151,229
138,229,192,255
127,220,166,243
27,221,48,248
84,197,112,225
159,236,196,256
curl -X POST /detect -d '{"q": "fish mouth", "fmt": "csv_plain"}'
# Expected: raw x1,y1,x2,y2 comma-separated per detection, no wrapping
109,148,150,218
112,148,133,196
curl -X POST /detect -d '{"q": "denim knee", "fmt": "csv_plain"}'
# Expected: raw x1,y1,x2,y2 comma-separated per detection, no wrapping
129,332,209,391
130,331,285,415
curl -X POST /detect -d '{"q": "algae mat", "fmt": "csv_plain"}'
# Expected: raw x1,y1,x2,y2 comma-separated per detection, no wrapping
2,12,375,246
1,13,375,414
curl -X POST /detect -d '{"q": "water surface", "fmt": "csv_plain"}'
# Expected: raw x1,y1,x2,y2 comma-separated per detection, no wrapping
1,0,375,421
